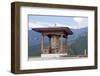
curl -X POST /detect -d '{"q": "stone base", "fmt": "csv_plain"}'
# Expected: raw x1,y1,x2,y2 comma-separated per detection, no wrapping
41,53,67,58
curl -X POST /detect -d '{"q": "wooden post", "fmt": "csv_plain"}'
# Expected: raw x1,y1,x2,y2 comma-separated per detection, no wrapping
48,36,51,53
60,34,63,53
65,38,67,53
63,38,65,53
41,34,44,54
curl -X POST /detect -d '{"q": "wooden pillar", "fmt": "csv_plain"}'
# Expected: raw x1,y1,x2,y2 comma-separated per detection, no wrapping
65,38,67,53
60,34,63,53
41,34,44,54
48,36,52,53
63,38,65,53
64,38,68,53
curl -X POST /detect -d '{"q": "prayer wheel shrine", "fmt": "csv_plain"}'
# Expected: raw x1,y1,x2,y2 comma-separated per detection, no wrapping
32,27,73,57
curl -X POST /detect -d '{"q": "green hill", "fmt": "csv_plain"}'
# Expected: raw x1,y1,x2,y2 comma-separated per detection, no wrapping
68,32,88,56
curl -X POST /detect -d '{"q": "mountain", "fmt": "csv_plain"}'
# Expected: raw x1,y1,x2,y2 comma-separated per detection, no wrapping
28,27,88,57
67,27,88,42
28,30,49,57
68,31,88,55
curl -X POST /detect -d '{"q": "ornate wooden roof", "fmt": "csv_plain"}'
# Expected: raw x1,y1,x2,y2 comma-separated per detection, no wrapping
32,27,73,35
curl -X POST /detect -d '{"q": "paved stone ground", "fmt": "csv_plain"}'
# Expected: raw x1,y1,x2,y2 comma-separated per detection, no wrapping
28,56,87,61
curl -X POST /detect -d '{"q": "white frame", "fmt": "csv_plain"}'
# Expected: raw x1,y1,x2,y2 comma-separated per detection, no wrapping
20,6,95,70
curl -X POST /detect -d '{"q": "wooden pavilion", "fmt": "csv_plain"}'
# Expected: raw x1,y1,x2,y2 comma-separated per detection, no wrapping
32,27,73,57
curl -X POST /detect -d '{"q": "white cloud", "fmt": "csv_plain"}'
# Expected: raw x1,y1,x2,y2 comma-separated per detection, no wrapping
73,17,88,29
28,22,72,30
48,23,72,28
29,20,88,30
73,17,84,25
28,22,49,30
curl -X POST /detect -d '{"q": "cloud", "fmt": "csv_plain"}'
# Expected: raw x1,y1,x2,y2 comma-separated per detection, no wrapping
28,22,49,30
28,17,88,30
73,17,88,29
28,22,72,30
73,17,84,25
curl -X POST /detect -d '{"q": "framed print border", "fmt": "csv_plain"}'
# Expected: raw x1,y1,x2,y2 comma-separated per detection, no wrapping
11,2,98,74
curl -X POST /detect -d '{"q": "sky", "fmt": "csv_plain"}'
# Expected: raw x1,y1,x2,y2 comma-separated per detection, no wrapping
28,15,88,30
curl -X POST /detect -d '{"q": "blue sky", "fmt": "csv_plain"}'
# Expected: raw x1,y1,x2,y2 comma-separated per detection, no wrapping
28,15,88,30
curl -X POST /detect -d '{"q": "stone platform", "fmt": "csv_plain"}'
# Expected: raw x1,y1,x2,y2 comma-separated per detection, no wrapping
41,54,67,58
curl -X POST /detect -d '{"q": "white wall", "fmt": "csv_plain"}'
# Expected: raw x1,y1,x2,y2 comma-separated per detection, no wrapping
0,0,100,76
